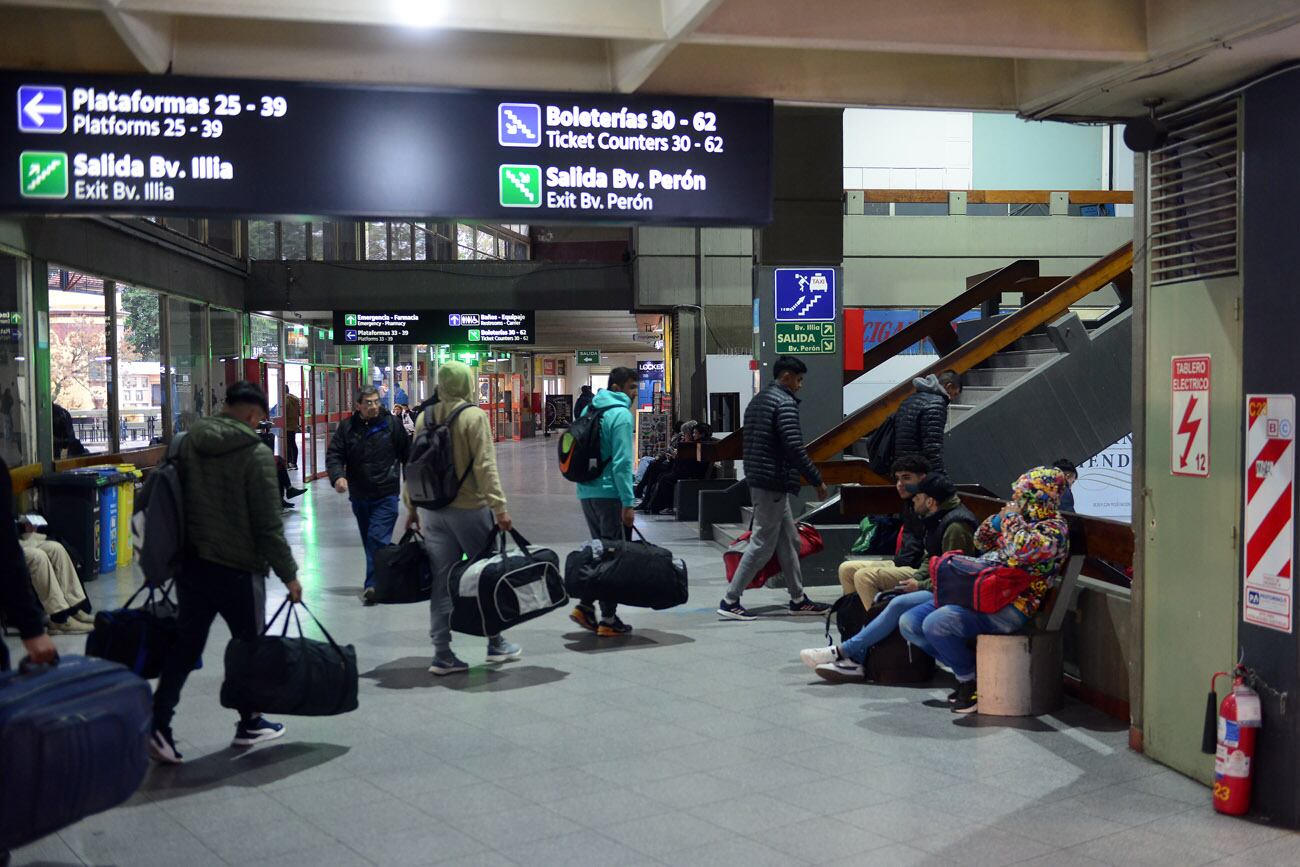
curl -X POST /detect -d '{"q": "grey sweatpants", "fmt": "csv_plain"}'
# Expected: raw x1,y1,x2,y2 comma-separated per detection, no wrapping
419,505,497,656
580,498,631,619
725,486,805,602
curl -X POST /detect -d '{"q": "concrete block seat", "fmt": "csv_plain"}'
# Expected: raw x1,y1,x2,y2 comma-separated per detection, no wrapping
674,478,736,522
974,554,1083,717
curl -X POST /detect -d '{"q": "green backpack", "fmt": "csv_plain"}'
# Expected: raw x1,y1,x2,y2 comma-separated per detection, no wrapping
849,516,879,555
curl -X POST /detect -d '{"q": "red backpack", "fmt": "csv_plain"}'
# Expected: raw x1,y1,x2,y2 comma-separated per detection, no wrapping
930,552,1033,613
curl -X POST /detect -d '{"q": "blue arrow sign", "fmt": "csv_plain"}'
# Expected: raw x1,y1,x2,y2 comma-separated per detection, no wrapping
17,85,66,133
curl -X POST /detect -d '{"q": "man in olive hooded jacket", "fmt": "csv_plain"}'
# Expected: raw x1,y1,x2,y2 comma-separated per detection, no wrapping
149,381,302,765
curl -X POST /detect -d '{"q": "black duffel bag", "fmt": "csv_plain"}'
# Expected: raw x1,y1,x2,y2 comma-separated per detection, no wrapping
373,530,432,603
84,581,197,679
220,601,358,717
823,590,934,685
564,528,688,610
449,527,566,637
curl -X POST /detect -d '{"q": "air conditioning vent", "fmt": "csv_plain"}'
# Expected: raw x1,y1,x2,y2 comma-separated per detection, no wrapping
1149,99,1240,286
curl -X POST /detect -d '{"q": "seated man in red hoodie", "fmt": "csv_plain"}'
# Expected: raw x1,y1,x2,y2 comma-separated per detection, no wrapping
898,466,1070,714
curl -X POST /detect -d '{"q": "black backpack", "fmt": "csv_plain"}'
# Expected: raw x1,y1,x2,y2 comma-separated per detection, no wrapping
864,414,897,475
558,404,613,483
405,404,472,510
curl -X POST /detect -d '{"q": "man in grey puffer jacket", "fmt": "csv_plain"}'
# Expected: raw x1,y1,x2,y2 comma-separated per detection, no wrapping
718,357,831,621
894,370,961,476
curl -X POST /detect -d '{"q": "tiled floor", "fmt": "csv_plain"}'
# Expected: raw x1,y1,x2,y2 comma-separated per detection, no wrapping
10,437,1298,866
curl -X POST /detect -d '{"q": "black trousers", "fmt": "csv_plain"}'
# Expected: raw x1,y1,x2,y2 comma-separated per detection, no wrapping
286,433,299,468
152,558,265,730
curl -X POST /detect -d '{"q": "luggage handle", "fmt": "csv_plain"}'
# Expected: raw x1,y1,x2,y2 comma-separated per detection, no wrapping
484,526,535,558
17,653,61,674
264,599,348,659
398,528,424,545
124,578,177,609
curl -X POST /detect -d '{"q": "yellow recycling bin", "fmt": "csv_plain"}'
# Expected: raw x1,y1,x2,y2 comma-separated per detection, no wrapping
115,464,142,569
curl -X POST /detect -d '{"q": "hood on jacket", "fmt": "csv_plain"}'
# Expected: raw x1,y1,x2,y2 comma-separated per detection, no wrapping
438,361,475,405
911,374,948,398
591,388,631,411
1012,466,1066,522
187,414,261,456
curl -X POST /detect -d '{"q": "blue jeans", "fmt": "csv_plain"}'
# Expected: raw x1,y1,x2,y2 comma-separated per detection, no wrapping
840,591,932,664
351,494,400,588
898,600,1028,682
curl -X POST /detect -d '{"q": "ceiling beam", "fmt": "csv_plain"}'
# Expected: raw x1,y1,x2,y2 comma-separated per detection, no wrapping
100,1,173,73
609,0,727,93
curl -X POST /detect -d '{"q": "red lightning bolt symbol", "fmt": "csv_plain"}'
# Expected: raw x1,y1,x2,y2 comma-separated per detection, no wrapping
1178,395,1201,468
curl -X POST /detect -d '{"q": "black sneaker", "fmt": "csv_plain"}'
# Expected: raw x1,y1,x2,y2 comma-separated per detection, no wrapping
947,689,959,704
148,727,183,764
717,598,757,621
569,604,598,632
286,487,307,500
951,681,978,714
597,617,633,637
788,596,831,616
362,587,377,606
232,716,286,747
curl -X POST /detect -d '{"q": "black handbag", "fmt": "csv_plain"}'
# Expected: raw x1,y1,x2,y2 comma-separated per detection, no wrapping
564,527,689,610
373,530,432,603
449,527,566,636
220,601,358,717
84,581,196,679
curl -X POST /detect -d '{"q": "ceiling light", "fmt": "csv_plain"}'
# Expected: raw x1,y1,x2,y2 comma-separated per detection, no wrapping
392,0,446,28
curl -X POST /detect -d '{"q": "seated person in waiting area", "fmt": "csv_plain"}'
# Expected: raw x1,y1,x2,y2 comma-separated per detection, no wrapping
836,454,942,607
642,423,715,514
18,518,93,635
635,420,696,502
802,474,977,682
898,466,1071,714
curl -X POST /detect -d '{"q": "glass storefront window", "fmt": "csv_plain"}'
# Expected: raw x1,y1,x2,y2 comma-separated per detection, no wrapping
0,254,32,466
116,285,164,448
457,224,475,260
248,220,277,259
366,222,388,260
210,308,241,410
281,222,307,260
391,223,413,260
309,223,324,260
476,228,496,259
250,314,281,362
48,267,110,455
167,298,209,435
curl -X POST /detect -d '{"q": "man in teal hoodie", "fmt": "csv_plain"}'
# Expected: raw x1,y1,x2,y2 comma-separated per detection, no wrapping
570,366,639,636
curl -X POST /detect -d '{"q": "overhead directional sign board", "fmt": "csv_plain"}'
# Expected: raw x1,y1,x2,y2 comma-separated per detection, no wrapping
1,70,774,224
775,322,836,354
333,310,534,346
774,268,836,322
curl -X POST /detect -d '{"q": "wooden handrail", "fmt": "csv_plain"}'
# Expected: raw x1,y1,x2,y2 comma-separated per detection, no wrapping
9,462,43,496
852,189,1133,206
806,242,1133,460
846,259,1039,386
53,446,166,473
838,485,1135,568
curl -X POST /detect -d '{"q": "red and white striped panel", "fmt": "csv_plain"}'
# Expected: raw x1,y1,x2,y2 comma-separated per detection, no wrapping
1244,395,1295,633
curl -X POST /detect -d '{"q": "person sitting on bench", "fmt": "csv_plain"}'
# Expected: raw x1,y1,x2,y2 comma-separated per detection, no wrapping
897,466,1070,714
801,474,977,682
835,466,969,611
641,423,714,515
635,420,696,503
17,518,92,634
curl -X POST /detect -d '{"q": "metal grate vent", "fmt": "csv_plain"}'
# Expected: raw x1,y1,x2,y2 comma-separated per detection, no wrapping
1149,99,1240,286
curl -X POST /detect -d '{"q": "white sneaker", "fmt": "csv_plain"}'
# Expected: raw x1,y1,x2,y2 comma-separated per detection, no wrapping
800,646,838,669
816,660,866,684
72,610,95,624
48,618,92,634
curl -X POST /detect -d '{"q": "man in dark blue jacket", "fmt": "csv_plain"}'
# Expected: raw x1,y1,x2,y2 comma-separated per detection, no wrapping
718,357,830,621
894,370,961,476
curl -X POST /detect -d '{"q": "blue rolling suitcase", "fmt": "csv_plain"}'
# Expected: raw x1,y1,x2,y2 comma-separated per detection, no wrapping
0,655,152,852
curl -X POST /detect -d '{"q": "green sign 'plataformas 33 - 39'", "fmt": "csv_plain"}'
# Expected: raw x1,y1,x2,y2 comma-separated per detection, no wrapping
775,322,836,354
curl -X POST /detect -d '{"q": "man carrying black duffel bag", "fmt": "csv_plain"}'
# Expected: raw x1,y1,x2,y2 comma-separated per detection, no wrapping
150,382,303,764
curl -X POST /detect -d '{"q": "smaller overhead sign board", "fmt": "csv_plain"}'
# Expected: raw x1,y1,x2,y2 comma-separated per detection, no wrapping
576,350,601,364
332,310,534,345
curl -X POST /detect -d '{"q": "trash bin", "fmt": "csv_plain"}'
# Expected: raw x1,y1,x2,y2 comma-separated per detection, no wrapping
38,470,116,582
91,468,127,574
114,464,142,569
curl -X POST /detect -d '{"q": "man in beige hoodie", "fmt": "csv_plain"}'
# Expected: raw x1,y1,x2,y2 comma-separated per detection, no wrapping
406,361,519,675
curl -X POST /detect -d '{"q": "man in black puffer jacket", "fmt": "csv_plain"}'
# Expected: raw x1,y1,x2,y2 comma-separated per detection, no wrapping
894,370,961,475
718,357,831,621
328,386,410,604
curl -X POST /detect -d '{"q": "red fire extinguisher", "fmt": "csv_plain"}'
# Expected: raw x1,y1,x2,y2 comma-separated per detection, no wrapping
1202,667,1263,816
